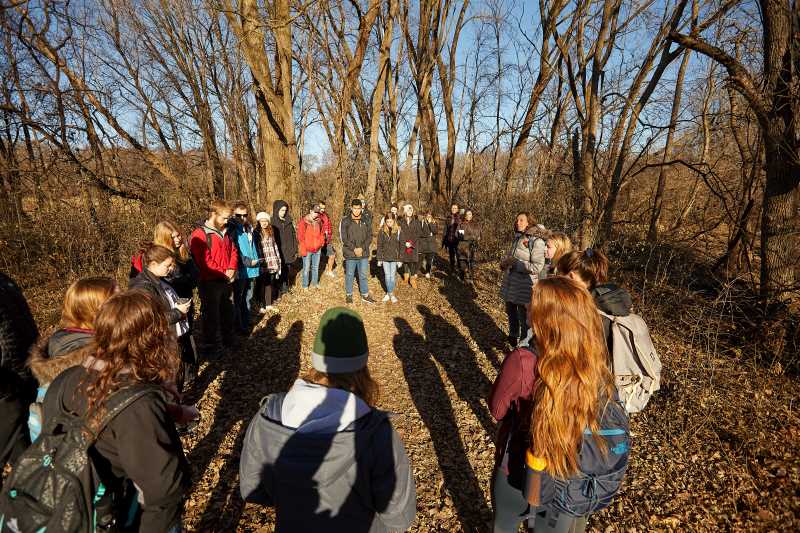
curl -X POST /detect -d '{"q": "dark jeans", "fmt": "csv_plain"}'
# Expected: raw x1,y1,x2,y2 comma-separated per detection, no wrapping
233,277,254,332
198,279,235,351
506,302,528,341
447,244,458,269
177,333,197,393
402,261,418,277
421,252,436,274
492,469,587,533
458,244,476,278
254,272,276,307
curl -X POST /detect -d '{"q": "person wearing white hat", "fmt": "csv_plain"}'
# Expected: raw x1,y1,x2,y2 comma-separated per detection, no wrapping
253,211,281,314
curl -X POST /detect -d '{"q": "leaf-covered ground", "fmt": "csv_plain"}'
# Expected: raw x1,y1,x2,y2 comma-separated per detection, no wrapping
178,262,800,532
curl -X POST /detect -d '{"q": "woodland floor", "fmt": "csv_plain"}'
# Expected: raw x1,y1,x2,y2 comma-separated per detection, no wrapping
56,256,799,532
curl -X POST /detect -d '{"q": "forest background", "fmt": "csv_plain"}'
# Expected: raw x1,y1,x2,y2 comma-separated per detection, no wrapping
0,0,798,530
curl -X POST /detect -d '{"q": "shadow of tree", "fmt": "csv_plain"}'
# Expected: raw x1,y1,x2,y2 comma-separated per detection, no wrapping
393,317,491,530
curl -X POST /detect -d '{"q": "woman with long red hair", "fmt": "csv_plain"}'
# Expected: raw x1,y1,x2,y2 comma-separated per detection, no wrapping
50,290,190,531
489,276,617,532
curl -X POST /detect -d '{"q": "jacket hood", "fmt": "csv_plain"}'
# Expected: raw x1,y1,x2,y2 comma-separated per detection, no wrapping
592,283,632,317
273,200,291,224
28,329,94,384
253,386,389,489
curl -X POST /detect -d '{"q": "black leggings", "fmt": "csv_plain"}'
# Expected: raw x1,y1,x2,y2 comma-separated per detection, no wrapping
421,253,436,274
254,272,276,307
506,302,528,341
403,261,418,277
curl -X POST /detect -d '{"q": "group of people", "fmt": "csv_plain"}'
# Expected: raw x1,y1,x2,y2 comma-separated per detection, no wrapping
0,199,638,533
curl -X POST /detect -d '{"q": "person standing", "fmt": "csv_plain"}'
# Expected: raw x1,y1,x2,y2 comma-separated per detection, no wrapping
230,203,261,335
489,277,626,533
499,212,548,348
318,200,336,278
297,204,326,289
339,199,376,304
442,203,461,272
253,212,281,314
272,200,298,296
419,210,438,278
376,212,402,303
189,199,238,360
398,203,422,289
456,209,481,281
239,307,416,532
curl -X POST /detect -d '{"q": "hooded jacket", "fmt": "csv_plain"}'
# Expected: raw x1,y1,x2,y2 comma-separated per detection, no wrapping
272,200,299,264
591,283,633,352
189,224,239,282
232,222,261,279
500,225,548,305
240,379,416,533
297,216,325,256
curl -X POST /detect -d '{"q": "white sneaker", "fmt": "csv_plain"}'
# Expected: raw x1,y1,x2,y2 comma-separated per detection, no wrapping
382,294,391,302
390,295,398,303
258,307,268,315
326,271,335,278
425,272,431,279
264,305,277,313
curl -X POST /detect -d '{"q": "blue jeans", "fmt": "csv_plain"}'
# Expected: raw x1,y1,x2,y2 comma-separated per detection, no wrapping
382,261,400,294
302,250,322,288
233,277,254,331
345,258,369,296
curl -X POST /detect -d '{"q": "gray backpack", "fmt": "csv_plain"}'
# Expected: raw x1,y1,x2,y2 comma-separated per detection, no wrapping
598,311,661,413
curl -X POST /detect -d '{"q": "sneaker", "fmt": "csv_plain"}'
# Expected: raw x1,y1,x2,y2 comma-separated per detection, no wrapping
326,270,335,278
382,294,391,302
258,307,268,315
425,272,431,279
346,294,354,304
361,294,376,304
263,305,277,313
390,294,398,303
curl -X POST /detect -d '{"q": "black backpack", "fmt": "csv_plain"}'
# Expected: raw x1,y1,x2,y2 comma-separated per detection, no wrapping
0,368,159,533
532,397,630,517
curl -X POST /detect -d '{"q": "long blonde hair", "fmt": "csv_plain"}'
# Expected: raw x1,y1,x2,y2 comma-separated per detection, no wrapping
529,276,614,478
548,232,572,266
153,221,189,263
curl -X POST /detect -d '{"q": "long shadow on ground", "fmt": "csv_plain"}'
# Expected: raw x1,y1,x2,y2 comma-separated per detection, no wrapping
438,273,507,369
393,317,491,531
187,314,303,531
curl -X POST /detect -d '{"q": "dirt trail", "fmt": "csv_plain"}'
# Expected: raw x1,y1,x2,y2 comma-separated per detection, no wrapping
179,263,800,532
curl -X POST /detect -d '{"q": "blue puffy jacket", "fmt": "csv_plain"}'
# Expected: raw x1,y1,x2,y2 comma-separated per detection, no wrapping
233,223,261,279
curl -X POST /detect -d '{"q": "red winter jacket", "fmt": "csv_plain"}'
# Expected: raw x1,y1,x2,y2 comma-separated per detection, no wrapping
297,217,325,257
189,225,239,281
488,346,538,490
319,212,333,242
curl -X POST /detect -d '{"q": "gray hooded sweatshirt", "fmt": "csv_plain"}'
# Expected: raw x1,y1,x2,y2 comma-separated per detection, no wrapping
239,379,416,532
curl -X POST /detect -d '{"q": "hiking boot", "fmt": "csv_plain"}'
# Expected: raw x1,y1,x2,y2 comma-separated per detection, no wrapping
507,336,518,349
361,294,376,304
382,294,391,302
410,276,418,289
346,294,354,304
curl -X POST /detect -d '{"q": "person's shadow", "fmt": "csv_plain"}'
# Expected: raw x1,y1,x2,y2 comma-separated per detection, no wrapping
189,314,303,531
438,273,507,369
393,317,491,530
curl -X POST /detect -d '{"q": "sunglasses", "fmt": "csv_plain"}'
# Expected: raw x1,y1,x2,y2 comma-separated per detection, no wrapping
235,213,248,219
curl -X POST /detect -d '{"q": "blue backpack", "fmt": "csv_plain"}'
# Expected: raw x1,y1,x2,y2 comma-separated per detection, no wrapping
534,398,630,517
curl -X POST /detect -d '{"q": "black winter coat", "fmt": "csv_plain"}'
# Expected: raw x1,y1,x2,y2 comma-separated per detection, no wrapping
398,217,422,263
418,220,438,254
57,366,190,533
163,258,198,300
376,230,402,262
129,269,184,326
340,215,372,260
272,200,298,264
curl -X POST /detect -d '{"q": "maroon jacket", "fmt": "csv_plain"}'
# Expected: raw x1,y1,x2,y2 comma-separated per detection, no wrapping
488,346,538,490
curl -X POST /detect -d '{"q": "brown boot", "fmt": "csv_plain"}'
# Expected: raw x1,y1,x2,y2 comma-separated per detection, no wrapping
410,276,418,289
403,272,410,285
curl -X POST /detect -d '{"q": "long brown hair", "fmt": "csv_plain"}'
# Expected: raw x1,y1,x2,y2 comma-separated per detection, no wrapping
304,367,379,406
82,290,180,422
529,276,614,478
61,277,119,330
381,212,400,236
153,221,189,263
